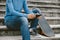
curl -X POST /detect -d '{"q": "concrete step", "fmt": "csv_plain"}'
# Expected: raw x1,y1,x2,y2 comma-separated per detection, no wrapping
0,17,60,21
1,9,60,13
0,0,60,4
27,0,60,4
0,17,60,25
0,17,60,20
0,3,60,8
0,2,60,6
0,8,60,17
0,34,60,40
28,4,60,9
27,2,60,6
0,24,60,34
28,0,60,2
0,3,5,5
1,0,60,3
0,25,60,29
0,0,5,3
0,10,60,17
0,13,60,17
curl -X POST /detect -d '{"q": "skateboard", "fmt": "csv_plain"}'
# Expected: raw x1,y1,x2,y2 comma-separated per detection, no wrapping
35,13,55,37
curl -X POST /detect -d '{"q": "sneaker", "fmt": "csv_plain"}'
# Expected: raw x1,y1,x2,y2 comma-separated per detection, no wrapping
29,28,37,35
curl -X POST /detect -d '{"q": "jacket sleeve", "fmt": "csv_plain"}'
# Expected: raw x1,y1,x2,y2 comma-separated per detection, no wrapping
7,0,28,17
23,0,33,14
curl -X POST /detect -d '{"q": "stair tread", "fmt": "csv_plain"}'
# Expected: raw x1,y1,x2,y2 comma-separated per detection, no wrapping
45,17,60,20
0,34,60,40
0,17,60,20
28,4,60,8
0,1,60,5
1,9,60,13
0,24,60,29
0,3,5,5
28,0,60,4
0,3,60,8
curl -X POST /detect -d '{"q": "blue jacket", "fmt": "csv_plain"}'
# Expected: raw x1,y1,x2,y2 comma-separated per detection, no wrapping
5,0,33,18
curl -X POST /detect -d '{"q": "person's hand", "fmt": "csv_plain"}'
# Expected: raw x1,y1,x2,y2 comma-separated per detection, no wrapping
28,14,36,19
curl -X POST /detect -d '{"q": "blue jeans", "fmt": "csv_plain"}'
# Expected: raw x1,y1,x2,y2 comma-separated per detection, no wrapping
4,8,41,40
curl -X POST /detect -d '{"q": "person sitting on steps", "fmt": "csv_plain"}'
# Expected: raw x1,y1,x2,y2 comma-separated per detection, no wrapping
4,0,42,40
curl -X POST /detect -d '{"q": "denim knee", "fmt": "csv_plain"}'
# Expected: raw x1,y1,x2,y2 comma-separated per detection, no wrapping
18,17,29,26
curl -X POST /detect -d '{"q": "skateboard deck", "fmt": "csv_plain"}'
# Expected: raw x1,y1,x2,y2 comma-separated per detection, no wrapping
37,15,55,37
32,8,55,37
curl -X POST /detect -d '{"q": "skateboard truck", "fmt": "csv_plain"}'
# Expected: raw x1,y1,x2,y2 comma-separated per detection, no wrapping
35,13,42,17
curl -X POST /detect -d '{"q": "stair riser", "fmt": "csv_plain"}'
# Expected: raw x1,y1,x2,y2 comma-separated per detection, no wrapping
0,12,5,17
0,7,60,17
47,20,60,25
0,20,60,25
0,4,60,9
0,12,60,17
0,37,60,40
0,5,60,9
43,13,60,17
0,28,60,36
28,2,60,6
28,0,60,2
53,28,60,34
0,1,60,5
0,5,60,12
0,31,20,36
0,5,5,10
0,0,59,2
0,0,5,3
